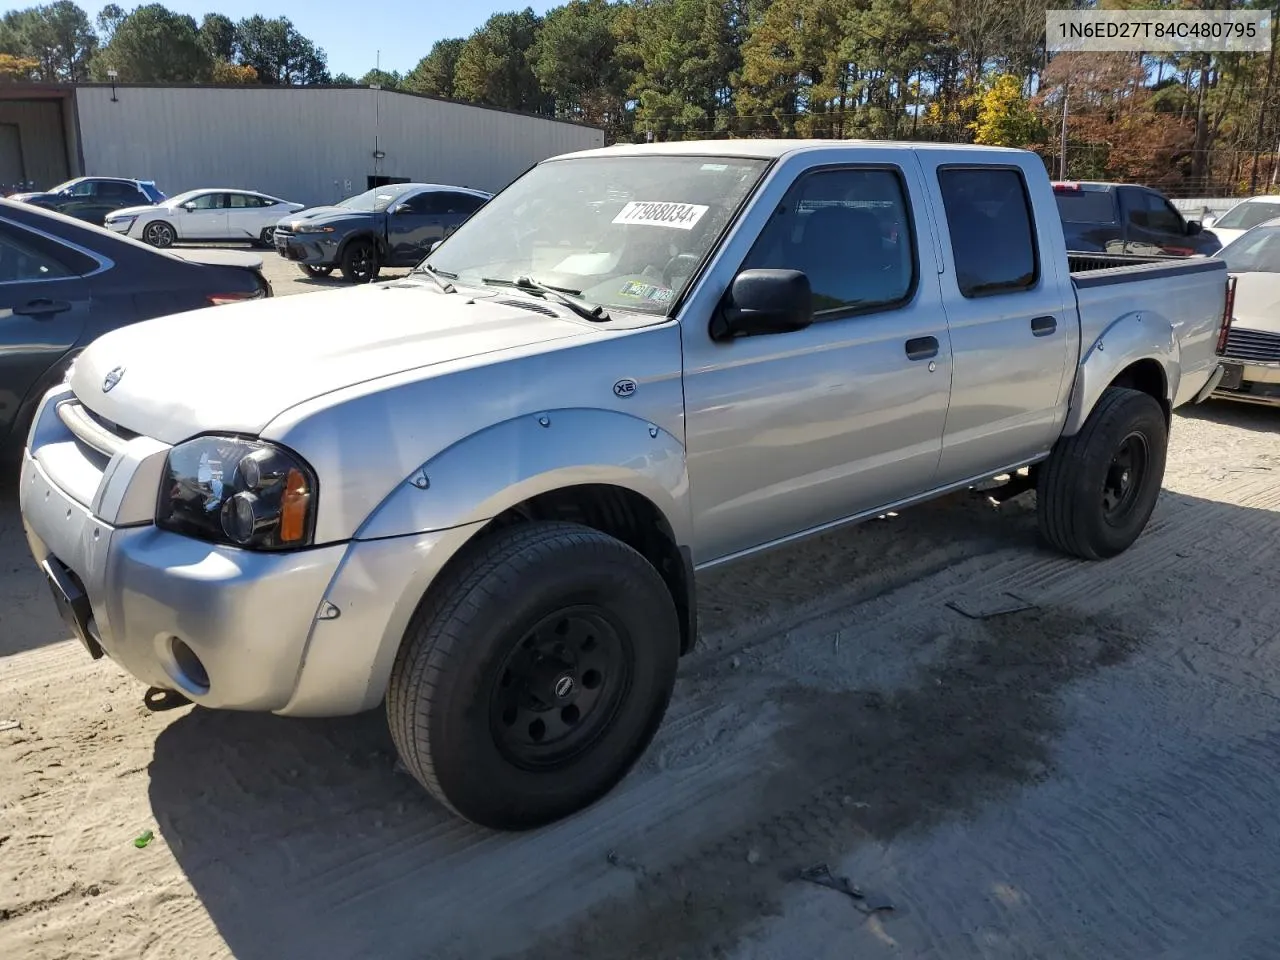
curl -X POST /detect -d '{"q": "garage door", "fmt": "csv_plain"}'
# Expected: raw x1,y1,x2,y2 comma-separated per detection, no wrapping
0,124,24,188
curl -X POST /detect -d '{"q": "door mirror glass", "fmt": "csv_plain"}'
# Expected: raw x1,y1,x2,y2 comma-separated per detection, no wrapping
711,269,813,341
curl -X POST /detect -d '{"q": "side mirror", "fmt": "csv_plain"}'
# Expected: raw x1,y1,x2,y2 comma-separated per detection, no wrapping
1186,220,1203,235
1201,215,1217,229
428,239,442,254
710,269,813,341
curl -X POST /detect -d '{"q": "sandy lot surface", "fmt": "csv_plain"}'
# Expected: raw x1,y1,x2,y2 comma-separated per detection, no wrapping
3,262,1280,958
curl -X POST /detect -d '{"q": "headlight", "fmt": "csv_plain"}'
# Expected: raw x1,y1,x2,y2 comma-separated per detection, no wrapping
107,215,137,229
293,223,335,234
156,436,318,550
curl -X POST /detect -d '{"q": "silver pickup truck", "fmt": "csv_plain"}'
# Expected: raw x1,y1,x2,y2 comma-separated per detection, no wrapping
19,141,1231,830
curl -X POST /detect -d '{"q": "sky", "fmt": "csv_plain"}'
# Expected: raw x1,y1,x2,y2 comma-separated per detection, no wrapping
156,0,556,79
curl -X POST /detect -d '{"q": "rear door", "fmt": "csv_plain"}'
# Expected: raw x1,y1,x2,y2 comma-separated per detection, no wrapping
1120,187,1195,256
0,218,95,438
923,160,1077,484
226,193,276,241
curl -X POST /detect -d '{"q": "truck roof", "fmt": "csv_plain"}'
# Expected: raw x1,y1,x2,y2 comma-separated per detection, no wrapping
555,139,1034,162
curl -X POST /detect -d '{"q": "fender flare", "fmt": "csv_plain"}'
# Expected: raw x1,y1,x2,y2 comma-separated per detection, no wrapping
1062,309,1178,436
355,408,692,546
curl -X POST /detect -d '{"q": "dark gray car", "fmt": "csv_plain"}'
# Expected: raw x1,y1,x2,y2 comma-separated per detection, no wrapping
0,198,270,456
273,182,491,283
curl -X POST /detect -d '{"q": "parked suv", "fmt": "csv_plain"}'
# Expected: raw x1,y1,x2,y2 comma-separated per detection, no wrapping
273,182,491,283
1053,180,1222,256
11,177,166,226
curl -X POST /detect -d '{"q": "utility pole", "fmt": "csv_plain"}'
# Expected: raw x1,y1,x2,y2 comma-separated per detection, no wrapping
1059,83,1069,180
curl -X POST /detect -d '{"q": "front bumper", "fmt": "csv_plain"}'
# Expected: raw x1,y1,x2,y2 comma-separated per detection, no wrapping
17,390,473,717
273,231,338,265
1212,358,1280,407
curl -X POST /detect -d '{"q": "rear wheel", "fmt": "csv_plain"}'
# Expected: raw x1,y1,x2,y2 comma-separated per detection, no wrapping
142,221,175,248
1036,387,1167,560
257,227,275,248
298,263,334,279
387,521,680,830
340,239,379,283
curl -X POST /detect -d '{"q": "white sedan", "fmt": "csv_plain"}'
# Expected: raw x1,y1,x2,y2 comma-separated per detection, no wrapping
1203,195,1280,246
104,188,304,248
1214,216,1280,407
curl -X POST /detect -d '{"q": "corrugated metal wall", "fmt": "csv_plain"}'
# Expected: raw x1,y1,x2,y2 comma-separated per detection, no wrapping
74,85,604,206
0,98,70,187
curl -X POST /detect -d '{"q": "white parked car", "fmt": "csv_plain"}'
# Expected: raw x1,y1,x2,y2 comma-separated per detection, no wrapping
1213,216,1280,406
104,188,305,248
1202,195,1280,246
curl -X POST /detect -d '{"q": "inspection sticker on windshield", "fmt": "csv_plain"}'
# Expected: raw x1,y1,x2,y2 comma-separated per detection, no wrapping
612,201,709,230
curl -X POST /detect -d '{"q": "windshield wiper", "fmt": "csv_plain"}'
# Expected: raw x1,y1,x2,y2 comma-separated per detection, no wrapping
481,276,610,322
414,262,456,293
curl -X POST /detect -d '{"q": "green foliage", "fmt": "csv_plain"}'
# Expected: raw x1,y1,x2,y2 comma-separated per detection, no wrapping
92,4,210,82
235,15,328,85
0,1,97,81
454,8,548,111
404,38,465,98
532,0,626,129
198,13,235,62
359,68,402,90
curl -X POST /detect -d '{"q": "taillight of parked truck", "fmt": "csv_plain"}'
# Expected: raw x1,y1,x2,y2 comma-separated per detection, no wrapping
1216,275,1237,355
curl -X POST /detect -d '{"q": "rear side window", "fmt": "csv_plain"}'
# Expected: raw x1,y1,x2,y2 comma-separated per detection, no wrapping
1054,189,1115,223
938,167,1039,298
743,166,917,315
0,222,96,281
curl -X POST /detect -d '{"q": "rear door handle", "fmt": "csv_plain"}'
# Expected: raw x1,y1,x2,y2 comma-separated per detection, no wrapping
905,336,939,361
14,298,72,318
1031,315,1057,337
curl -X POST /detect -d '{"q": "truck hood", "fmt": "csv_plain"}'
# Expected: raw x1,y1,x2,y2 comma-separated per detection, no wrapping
71,281,600,444
1231,272,1280,334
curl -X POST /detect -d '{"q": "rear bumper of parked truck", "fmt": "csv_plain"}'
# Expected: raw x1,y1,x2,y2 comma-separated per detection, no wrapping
1211,358,1280,407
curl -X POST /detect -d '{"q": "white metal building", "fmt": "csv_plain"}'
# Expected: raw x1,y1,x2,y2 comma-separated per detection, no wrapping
0,83,605,205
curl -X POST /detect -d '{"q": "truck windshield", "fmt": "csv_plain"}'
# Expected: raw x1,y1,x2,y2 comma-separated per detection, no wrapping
424,155,770,314
1219,226,1280,273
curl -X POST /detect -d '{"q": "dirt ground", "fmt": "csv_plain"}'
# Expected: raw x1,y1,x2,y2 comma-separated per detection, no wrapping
3,261,1280,958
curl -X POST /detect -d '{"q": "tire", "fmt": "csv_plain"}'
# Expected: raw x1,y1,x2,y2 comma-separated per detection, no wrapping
142,220,175,248
339,238,379,283
257,227,275,248
298,263,334,278
1036,386,1167,560
387,521,680,830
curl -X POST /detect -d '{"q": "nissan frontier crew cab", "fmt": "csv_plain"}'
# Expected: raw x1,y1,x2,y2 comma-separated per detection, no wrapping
20,141,1231,831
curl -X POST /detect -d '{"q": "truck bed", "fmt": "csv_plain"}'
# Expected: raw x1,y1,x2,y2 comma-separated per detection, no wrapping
1067,250,1228,408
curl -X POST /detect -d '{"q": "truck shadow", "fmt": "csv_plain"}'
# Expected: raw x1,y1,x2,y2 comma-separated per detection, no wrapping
143,486,1280,960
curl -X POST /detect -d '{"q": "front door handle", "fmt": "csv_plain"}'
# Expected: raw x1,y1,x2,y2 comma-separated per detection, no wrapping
905,336,939,361
1031,315,1057,337
15,298,72,318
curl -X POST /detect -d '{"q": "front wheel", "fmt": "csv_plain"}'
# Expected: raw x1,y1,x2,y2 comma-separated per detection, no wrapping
339,239,379,283
298,263,334,278
142,220,175,248
1036,387,1168,560
387,522,680,830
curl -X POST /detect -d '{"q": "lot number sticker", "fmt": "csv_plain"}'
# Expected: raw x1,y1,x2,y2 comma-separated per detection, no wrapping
613,201,709,230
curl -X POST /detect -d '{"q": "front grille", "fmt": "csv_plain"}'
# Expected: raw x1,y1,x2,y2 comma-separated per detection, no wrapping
1223,327,1280,364
57,400,137,458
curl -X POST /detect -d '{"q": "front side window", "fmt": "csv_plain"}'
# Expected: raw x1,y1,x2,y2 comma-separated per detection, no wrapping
742,167,916,314
186,193,223,210
440,192,486,215
426,155,769,314
938,167,1039,298
1220,226,1280,274
66,180,96,197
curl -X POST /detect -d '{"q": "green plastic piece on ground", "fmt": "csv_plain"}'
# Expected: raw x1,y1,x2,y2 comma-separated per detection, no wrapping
133,830,154,848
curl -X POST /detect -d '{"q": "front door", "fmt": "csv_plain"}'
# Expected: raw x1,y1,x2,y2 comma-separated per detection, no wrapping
178,192,229,240
386,189,447,266
0,220,92,439
922,162,1076,484
682,161,953,564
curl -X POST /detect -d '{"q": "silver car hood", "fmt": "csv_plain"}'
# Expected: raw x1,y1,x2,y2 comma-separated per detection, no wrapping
71,281,602,444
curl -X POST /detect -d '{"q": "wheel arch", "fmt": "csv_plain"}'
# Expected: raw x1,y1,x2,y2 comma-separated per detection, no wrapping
1062,310,1178,437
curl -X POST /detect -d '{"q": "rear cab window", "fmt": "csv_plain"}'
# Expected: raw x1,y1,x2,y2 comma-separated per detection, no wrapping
1053,186,1116,223
937,167,1040,298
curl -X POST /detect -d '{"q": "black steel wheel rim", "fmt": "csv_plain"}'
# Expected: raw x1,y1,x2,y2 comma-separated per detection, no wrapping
489,605,633,770
1102,431,1149,525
